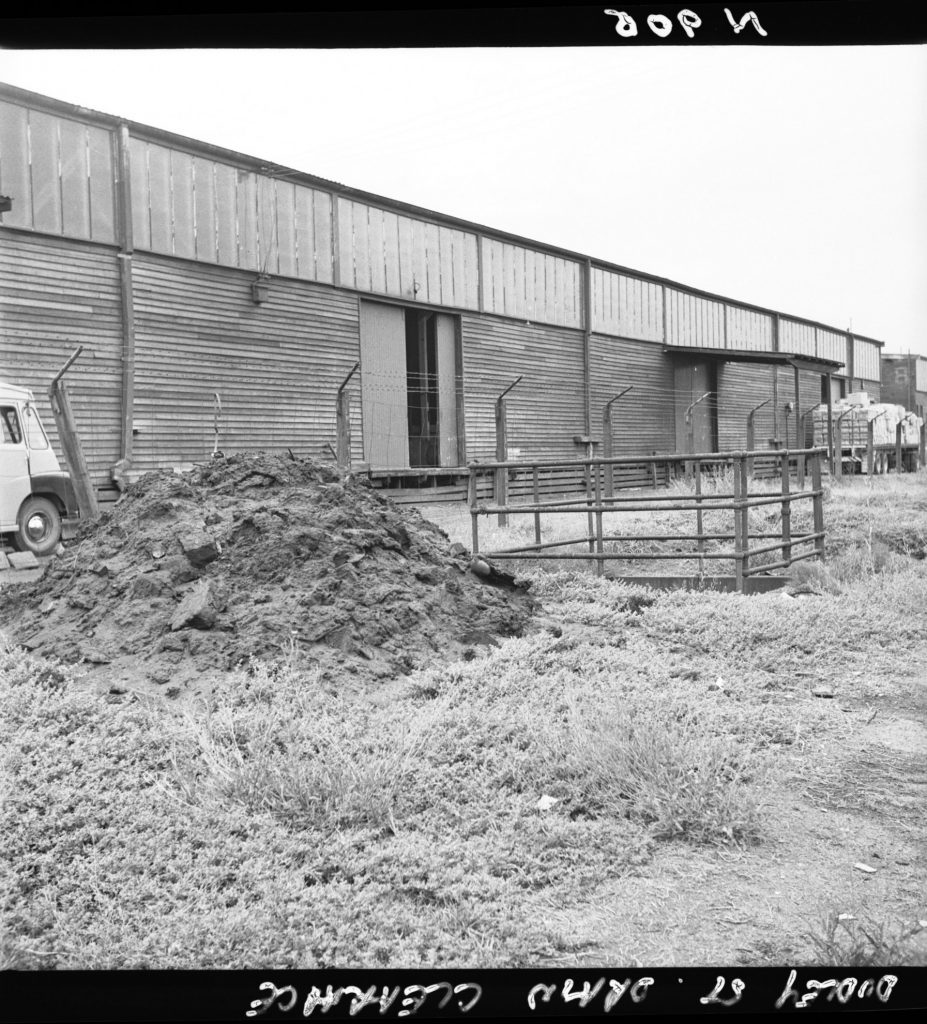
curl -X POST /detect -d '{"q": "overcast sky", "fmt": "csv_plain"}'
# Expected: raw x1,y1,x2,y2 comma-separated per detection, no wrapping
2,45,926,356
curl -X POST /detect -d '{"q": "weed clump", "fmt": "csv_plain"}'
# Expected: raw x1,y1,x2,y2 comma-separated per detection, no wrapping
805,912,927,967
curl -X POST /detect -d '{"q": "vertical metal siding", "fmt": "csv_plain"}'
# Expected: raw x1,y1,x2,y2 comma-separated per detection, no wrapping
779,318,816,357
312,189,334,284
58,117,90,240
0,232,123,487
128,138,151,250
28,111,63,236
257,174,278,275
146,144,172,255
171,150,196,261
236,170,259,271
480,238,582,328
335,199,478,308
725,306,773,352
86,126,115,243
666,289,724,348
274,180,296,278
852,338,880,383
0,101,33,231
0,102,116,244
193,157,218,264
815,328,847,374
214,162,238,267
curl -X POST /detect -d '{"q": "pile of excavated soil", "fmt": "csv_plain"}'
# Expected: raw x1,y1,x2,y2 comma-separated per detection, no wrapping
1,453,537,694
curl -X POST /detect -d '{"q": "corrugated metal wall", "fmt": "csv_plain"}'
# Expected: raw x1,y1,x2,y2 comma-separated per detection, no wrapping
716,362,777,450
130,254,362,474
589,334,674,454
4,88,900,487
0,232,123,485
460,315,585,461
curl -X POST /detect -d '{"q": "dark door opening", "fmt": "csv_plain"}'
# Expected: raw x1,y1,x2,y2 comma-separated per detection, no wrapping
360,301,462,471
406,312,439,468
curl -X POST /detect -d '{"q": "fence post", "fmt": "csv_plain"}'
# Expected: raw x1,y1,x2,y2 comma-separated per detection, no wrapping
494,376,522,527
495,397,508,526
603,404,613,497
825,374,835,474
47,347,99,521
733,454,744,592
834,417,843,479
920,416,926,468
895,421,904,474
594,459,604,577
867,419,875,476
468,467,479,554
532,465,542,550
746,398,770,477
694,459,705,575
584,448,595,558
780,450,792,568
335,362,359,470
684,392,710,480
602,387,631,498
811,450,825,562
738,453,750,583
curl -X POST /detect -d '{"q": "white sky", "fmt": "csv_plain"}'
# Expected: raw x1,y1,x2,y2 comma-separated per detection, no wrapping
2,46,926,356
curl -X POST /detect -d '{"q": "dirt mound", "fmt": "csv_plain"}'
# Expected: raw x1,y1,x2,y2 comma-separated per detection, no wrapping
1,453,536,693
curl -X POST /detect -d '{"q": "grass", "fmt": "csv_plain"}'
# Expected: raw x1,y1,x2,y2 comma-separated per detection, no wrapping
3,470,927,968
804,912,927,967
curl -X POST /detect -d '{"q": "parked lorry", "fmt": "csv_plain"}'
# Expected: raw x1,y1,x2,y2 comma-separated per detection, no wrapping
811,392,924,475
0,381,79,556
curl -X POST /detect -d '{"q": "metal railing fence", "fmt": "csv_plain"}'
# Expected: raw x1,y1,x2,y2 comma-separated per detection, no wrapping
468,447,827,593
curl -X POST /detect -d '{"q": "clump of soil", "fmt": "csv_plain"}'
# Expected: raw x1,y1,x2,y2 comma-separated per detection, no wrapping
2,453,536,692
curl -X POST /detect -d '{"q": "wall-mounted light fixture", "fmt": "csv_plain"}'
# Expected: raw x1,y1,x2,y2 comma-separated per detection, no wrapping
412,279,421,296
251,275,270,304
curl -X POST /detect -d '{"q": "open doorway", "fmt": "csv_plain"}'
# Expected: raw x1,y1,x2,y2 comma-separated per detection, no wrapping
359,301,462,470
406,312,439,467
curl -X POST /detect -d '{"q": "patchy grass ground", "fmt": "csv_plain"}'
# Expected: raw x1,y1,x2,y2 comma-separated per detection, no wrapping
2,472,926,969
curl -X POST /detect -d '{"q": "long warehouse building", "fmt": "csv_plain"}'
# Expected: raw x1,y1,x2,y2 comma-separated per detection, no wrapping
0,83,885,502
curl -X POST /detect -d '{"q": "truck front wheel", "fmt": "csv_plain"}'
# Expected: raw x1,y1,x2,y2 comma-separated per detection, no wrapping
14,496,62,557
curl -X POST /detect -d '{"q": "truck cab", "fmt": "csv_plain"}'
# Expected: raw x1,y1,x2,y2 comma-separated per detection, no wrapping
0,382,79,556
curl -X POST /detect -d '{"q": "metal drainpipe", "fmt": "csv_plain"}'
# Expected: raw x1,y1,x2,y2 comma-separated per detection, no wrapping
116,123,136,478
583,259,592,436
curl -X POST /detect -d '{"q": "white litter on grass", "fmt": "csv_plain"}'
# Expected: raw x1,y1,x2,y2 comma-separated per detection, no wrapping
838,913,856,921
853,862,877,874
536,795,559,812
